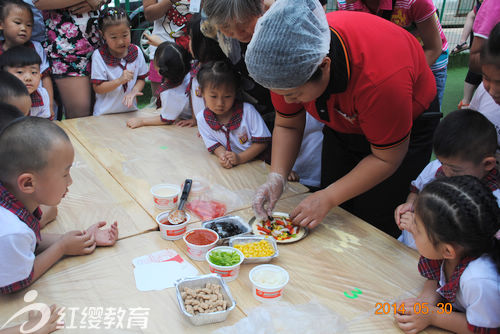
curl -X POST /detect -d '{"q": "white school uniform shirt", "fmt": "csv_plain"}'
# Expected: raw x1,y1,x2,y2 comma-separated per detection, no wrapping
196,102,271,154
91,44,148,116
158,73,192,123
398,160,500,249
292,114,324,187
439,255,500,329
30,86,51,118
469,82,500,160
0,206,36,288
190,76,205,117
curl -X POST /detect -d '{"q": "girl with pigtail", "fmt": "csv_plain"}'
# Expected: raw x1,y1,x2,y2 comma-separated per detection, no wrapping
395,175,500,333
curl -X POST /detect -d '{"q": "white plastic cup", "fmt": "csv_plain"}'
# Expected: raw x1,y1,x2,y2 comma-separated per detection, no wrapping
183,228,219,261
156,211,190,240
206,246,244,282
249,264,289,302
151,184,180,210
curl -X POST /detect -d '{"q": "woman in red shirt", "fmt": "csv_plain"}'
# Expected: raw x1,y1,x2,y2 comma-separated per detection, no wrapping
248,0,440,236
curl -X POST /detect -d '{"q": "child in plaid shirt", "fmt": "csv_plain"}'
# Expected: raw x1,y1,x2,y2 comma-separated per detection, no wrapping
0,117,118,294
395,109,499,249
395,176,500,333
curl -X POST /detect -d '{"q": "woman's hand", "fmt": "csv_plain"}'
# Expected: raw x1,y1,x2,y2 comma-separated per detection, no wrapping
252,173,286,220
290,189,332,228
144,33,164,48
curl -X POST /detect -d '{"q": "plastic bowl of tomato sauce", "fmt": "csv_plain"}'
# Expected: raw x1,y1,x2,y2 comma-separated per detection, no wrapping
183,228,220,261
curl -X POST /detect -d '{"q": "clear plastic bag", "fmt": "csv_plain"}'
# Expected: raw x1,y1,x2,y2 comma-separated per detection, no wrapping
212,300,348,334
185,179,244,221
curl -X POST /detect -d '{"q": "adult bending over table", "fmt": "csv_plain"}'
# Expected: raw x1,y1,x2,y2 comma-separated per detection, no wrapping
249,0,440,237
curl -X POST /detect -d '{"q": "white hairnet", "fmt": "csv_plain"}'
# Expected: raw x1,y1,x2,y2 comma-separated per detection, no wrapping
245,0,330,89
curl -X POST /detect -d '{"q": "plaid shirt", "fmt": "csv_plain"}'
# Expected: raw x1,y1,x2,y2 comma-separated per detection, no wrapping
98,44,138,92
0,182,41,294
418,256,476,302
30,89,44,107
203,102,243,152
417,256,500,333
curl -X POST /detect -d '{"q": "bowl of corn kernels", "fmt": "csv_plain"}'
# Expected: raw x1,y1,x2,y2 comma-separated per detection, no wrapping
228,236,279,263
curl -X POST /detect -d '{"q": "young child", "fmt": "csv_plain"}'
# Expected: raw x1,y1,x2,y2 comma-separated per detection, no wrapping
395,176,500,333
126,41,193,128
195,61,271,169
470,21,500,160
0,101,24,129
395,109,499,249
91,8,148,116
0,0,53,117
0,70,30,115
0,46,51,119
0,117,118,294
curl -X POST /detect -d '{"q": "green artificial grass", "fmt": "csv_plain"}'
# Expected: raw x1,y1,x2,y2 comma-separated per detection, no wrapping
441,66,469,118
137,81,153,109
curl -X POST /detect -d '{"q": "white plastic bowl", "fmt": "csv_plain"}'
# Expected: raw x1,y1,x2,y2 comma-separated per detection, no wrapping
206,246,244,282
151,184,180,210
156,211,190,240
183,228,219,261
249,264,289,302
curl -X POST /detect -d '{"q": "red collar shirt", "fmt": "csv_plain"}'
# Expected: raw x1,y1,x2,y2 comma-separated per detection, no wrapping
271,11,436,150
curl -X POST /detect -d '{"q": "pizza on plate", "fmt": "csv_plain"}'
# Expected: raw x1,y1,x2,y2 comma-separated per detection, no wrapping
252,213,306,243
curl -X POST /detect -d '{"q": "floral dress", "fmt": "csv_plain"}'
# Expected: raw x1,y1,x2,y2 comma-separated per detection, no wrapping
42,9,101,77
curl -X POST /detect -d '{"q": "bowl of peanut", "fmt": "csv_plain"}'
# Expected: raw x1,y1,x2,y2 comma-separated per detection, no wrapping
175,274,236,326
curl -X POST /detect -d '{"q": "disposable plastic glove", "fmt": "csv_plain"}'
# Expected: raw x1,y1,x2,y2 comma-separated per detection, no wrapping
252,172,286,220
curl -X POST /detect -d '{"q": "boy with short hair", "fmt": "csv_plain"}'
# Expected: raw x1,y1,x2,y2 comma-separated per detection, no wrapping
0,117,118,294
395,109,499,248
0,70,30,116
0,46,51,119
0,101,24,129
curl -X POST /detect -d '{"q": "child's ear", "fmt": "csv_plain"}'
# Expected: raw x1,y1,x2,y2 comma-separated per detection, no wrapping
17,173,36,195
440,243,459,260
481,156,497,172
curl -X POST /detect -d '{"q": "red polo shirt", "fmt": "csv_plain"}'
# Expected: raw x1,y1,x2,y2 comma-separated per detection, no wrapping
271,11,436,149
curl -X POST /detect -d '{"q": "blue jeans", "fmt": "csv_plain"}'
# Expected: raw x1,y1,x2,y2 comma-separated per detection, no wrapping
433,66,448,108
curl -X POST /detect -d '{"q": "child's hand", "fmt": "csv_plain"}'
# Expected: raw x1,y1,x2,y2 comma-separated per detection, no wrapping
144,33,164,47
224,151,240,166
394,202,414,229
87,221,118,247
60,230,96,255
126,117,144,129
123,91,143,108
394,298,432,334
218,155,233,169
120,70,134,85
176,118,197,127
25,304,63,334
399,212,415,233
287,170,300,182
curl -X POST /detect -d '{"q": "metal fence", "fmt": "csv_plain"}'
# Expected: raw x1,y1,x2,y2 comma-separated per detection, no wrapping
326,0,475,56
